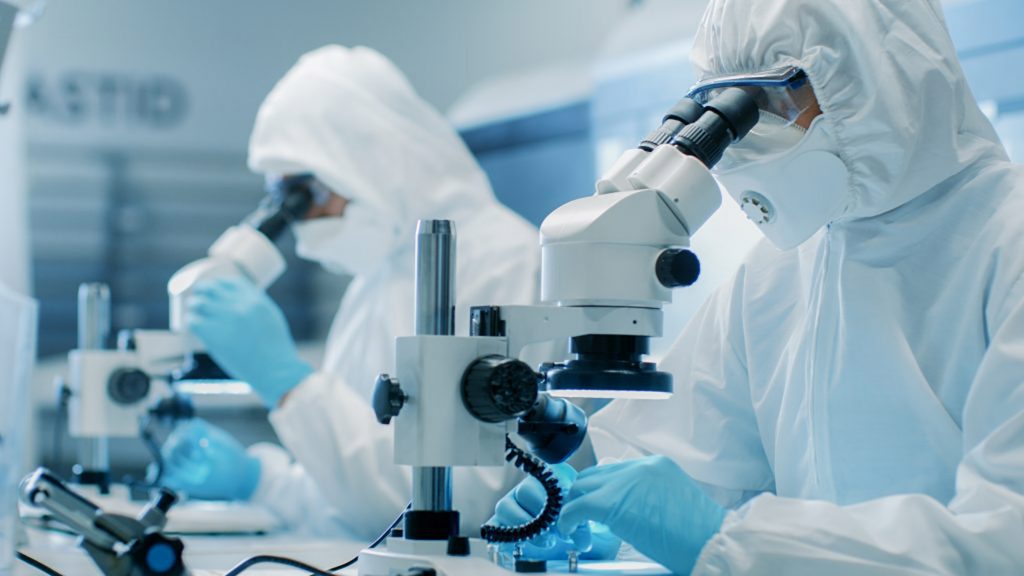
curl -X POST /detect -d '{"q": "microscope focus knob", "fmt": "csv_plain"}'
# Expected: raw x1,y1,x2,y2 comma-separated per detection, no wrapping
656,248,701,288
372,373,406,425
461,356,539,423
107,368,151,405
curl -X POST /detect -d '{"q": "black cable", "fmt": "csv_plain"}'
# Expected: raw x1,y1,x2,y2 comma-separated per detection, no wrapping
139,415,164,486
224,555,335,576
223,502,410,575
51,380,70,476
17,551,65,576
479,436,563,544
119,414,164,492
324,502,410,572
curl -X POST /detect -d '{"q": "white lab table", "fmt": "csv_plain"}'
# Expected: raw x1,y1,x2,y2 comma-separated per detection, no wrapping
18,527,364,575
17,526,671,575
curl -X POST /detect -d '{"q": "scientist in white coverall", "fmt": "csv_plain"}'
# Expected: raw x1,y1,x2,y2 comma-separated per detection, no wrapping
493,0,1024,573
158,46,543,537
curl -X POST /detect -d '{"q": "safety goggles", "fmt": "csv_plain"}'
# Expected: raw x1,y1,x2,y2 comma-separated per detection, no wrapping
264,173,333,208
687,66,816,127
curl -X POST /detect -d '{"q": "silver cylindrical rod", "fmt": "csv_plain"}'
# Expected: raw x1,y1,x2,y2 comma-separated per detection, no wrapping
76,283,111,474
412,219,455,512
77,283,111,350
412,467,453,513
414,219,456,337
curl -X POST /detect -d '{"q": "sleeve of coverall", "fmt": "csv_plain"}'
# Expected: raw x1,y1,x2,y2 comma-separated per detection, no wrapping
248,443,352,537
588,264,775,510
268,371,516,540
694,278,1024,575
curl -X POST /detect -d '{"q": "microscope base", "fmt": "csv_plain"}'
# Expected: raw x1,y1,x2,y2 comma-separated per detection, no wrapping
358,538,517,576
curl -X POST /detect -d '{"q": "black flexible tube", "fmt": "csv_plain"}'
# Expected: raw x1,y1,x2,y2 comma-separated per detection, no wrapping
17,551,65,576
223,555,335,576
479,436,563,544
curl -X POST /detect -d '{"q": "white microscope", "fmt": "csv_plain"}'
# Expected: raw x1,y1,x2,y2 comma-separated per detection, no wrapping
64,180,318,493
362,88,759,575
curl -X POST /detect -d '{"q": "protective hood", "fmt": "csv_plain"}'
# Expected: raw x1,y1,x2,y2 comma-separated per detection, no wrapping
693,0,1007,219
248,45,498,258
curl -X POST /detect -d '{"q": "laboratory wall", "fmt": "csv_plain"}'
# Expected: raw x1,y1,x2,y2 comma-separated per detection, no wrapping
944,0,1024,163
22,0,635,360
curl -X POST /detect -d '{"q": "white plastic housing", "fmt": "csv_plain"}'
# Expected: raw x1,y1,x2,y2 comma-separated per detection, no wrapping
167,225,285,333
68,350,166,438
627,145,722,235
393,335,507,467
595,148,649,195
540,189,686,307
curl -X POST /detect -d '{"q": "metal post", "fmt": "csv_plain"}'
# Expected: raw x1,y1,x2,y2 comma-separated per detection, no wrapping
415,220,456,336
77,283,111,476
411,220,455,513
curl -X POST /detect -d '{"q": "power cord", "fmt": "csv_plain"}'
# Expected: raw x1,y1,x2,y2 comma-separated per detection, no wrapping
50,378,71,476
223,502,410,575
139,414,165,485
223,554,336,576
17,551,64,576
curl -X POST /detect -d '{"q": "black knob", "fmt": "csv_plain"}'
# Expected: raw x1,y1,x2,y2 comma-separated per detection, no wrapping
461,356,539,424
372,374,405,425
107,368,151,405
153,489,177,514
446,535,471,557
514,558,548,573
656,248,701,288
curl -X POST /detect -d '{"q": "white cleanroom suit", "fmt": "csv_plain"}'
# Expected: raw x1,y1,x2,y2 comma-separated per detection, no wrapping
247,46,546,538
590,0,1024,573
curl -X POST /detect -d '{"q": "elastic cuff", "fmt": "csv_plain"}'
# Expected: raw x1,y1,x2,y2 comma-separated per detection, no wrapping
271,369,326,417
248,443,292,503
262,360,315,408
692,509,742,575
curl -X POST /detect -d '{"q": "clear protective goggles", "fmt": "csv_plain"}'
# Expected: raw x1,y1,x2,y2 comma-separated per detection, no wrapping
263,173,333,208
687,66,816,128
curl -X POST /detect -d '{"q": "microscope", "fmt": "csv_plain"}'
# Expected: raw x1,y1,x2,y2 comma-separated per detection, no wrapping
364,88,758,575
64,178,317,493
20,469,189,576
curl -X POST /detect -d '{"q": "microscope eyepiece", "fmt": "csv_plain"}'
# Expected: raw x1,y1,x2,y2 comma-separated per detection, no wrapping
252,177,317,240
638,97,708,152
671,87,759,169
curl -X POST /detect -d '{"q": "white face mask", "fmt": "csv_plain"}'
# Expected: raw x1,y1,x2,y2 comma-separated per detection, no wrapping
292,202,400,277
714,115,851,250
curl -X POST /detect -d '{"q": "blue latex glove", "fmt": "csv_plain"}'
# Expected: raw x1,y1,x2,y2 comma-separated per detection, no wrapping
489,463,621,561
557,456,725,575
156,419,261,501
187,276,313,408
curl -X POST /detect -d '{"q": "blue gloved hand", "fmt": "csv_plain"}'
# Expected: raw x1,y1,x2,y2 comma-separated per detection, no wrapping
489,463,621,561
187,276,313,408
557,456,725,575
156,419,261,501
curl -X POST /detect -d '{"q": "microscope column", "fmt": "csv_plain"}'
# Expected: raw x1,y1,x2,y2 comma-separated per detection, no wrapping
74,283,112,492
411,219,455,522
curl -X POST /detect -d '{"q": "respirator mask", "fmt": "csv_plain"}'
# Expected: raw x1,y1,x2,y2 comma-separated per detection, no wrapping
688,66,851,250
